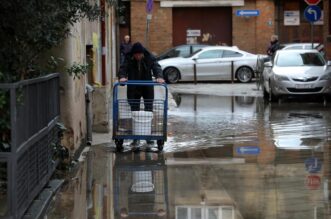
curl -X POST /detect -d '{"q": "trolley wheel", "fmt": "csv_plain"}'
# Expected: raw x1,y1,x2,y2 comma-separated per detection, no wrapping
115,139,124,152
157,140,164,151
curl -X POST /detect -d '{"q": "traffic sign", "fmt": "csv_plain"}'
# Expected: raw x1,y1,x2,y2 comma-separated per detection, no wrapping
304,0,321,5
146,0,154,13
236,146,260,155
305,175,321,190
304,157,322,173
304,5,322,22
236,10,260,17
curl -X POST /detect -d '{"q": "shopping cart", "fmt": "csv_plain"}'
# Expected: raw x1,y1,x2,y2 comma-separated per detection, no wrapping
113,152,169,218
112,81,168,152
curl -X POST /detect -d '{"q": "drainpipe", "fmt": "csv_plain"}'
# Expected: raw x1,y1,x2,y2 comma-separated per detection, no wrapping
101,0,107,86
85,84,94,145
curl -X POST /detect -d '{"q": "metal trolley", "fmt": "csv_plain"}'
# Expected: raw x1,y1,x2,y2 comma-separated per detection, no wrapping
112,81,168,151
113,152,169,219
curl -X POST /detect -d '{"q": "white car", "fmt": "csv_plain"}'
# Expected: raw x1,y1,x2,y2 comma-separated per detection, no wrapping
158,46,260,83
262,49,331,101
280,43,322,50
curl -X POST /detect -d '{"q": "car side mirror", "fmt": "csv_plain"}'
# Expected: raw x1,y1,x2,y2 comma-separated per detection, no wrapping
264,61,273,68
327,61,331,66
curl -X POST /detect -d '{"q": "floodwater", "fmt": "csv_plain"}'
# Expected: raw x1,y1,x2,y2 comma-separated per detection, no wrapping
46,93,331,219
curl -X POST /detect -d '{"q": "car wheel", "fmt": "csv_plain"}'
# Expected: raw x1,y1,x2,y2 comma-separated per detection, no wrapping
236,66,253,83
164,67,180,84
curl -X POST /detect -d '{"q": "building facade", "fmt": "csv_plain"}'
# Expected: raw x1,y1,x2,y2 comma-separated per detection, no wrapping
120,0,328,56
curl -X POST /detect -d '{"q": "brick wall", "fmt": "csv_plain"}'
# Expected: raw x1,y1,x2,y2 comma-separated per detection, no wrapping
131,0,172,55
256,0,275,54
131,0,275,55
233,0,275,54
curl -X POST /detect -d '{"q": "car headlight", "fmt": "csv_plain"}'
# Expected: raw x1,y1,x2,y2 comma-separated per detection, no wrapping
320,72,331,80
273,74,289,81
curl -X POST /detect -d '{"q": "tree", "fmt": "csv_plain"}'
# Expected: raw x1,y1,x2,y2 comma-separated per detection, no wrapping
0,0,101,82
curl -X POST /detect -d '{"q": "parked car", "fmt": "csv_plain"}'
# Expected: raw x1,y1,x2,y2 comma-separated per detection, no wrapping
262,49,331,101
156,44,208,60
158,46,261,83
280,43,322,50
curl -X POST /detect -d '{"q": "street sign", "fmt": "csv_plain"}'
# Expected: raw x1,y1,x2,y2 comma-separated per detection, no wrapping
305,157,322,173
146,0,154,13
187,29,201,37
236,146,260,155
304,0,321,5
304,5,322,22
305,175,321,190
236,10,260,17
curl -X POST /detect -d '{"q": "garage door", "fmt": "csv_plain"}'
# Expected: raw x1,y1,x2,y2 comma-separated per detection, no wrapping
173,7,232,46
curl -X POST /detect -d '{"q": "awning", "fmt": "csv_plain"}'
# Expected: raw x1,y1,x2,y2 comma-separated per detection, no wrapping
160,0,244,7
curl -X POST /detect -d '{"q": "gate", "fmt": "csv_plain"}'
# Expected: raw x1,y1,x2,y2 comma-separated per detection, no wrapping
0,74,60,219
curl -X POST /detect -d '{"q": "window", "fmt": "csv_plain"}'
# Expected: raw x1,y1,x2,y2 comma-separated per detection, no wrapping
222,50,243,58
166,46,191,58
192,45,207,53
283,45,303,50
276,52,325,67
176,206,234,219
197,50,223,59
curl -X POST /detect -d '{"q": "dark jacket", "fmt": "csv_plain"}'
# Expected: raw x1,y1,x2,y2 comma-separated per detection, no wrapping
120,42,132,56
118,49,163,80
267,40,280,57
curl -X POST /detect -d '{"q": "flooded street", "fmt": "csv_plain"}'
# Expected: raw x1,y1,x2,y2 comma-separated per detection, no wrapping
47,85,331,219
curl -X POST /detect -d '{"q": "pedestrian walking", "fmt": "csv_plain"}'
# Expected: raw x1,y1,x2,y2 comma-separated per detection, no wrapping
120,35,132,65
118,42,165,146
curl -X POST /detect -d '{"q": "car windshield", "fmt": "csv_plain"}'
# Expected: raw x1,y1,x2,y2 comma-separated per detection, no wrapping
276,52,325,67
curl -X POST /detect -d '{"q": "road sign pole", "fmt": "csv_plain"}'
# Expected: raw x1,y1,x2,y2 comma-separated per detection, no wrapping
311,22,314,49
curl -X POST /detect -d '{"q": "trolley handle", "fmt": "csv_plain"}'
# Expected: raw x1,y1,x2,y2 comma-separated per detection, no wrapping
113,80,168,101
119,80,164,85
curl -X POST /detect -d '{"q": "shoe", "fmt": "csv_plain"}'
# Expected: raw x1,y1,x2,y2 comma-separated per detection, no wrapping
131,140,140,152
146,140,154,145
130,140,140,146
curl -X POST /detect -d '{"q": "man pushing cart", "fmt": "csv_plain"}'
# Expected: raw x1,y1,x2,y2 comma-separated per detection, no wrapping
114,42,167,152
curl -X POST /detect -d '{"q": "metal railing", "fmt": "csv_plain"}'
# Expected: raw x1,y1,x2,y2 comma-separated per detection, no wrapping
0,73,60,219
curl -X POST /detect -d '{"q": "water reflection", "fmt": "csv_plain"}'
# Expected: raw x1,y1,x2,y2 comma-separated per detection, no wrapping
166,94,262,152
114,152,169,218
45,92,331,219
265,102,330,151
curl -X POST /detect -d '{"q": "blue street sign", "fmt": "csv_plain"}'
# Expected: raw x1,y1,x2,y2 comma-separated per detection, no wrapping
146,0,154,13
236,10,260,17
304,5,322,22
236,146,260,155
305,157,322,173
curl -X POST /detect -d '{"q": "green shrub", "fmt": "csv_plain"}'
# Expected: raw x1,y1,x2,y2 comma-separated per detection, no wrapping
0,0,100,83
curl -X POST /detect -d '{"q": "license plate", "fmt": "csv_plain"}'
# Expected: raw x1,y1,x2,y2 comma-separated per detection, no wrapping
295,84,313,89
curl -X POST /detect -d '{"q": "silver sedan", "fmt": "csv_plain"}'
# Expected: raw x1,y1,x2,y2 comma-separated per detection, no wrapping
158,46,259,83
262,49,331,101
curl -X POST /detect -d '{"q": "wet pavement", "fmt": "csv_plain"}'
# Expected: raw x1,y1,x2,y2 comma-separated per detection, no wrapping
46,83,331,219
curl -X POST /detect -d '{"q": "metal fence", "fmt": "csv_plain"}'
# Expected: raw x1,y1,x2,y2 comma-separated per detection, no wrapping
0,73,60,219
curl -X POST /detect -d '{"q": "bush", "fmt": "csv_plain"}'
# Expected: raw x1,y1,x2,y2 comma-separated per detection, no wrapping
0,0,101,83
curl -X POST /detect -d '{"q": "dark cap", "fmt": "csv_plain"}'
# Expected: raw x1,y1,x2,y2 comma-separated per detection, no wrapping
131,42,144,54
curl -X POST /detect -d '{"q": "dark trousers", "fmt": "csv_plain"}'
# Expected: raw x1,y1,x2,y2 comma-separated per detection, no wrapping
127,86,154,111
